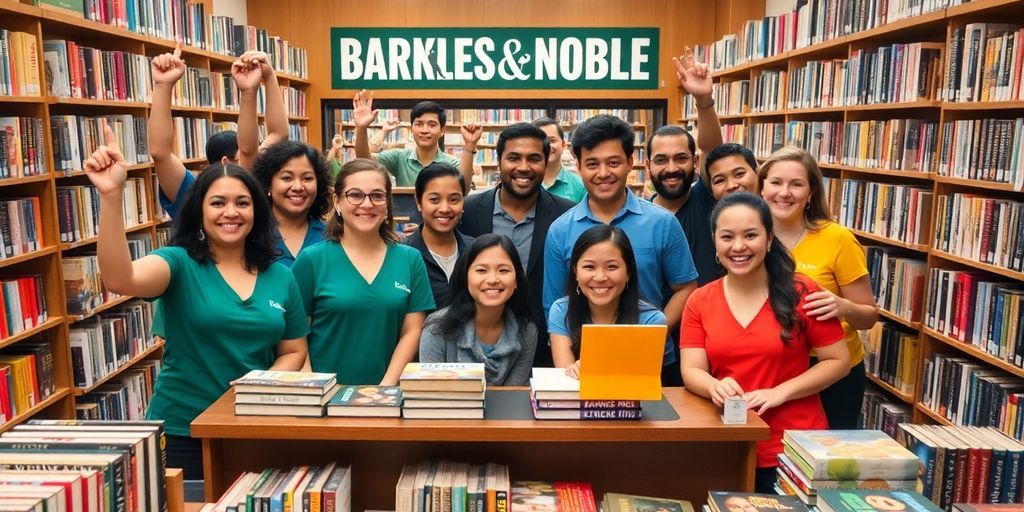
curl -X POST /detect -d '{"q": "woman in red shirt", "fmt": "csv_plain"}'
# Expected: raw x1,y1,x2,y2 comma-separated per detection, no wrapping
680,192,850,494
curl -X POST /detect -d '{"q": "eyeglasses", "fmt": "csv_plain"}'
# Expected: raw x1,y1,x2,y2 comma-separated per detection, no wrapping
343,189,389,206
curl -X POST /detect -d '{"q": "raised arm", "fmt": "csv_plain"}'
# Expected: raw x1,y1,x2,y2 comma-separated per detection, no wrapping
459,123,482,188
256,52,289,150
233,51,265,170
148,40,188,199
673,46,722,174
369,119,401,153
352,90,379,160
87,125,171,298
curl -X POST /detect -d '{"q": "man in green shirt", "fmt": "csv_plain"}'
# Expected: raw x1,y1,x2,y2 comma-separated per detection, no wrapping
353,90,479,187
533,117,586,203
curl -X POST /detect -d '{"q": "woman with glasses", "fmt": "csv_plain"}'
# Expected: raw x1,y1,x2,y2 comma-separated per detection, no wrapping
292,159,435,385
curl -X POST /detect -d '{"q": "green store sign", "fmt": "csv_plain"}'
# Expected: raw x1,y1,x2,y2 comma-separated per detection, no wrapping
331,27,660,90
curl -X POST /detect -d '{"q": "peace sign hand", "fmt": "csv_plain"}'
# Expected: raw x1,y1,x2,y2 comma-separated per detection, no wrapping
673,46,712,99
83,124,128,196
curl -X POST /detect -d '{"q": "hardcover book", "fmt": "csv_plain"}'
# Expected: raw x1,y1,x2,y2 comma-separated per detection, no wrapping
783,430,918,480
326,385,401,418
399,363,485,392
531,368,581,400
816,490,941,512
707,492,808,512
531,400,642,421
605,493,694,512
233,370,337,395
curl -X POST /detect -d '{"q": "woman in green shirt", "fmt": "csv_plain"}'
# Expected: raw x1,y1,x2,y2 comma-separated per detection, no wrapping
293,158,435,385
82,126,309,479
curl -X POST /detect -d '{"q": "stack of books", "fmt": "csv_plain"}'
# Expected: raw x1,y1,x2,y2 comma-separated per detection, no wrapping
776,430,918,507
600,493,694,512
816,490,941,512
898,425,1024,509
529,368,642,420
395,460,509,512
233,370,338,417
399,363,485,419
198,463,352,512
326,385,402,418
0,419,167,512
704,492,807,512
510,481,597,512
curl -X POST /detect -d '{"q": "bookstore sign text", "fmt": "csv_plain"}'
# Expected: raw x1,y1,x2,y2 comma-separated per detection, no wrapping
331,28,660,89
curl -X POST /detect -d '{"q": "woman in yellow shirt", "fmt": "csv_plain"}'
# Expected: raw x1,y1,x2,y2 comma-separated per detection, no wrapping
758,147,879,429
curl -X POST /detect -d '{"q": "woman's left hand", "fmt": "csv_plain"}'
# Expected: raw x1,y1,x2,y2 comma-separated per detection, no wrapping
803,289,846,321
565,361,581,380
743,387,788,415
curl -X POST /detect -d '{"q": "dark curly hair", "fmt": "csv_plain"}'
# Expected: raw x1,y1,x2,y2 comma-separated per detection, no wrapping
251,141,332,220
169,163,278,271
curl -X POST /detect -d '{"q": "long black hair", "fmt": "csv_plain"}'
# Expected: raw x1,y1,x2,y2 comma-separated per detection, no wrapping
251,140,332,220
428,234,534,339
710,192,805,343
169,163,277,271
565,225,641,353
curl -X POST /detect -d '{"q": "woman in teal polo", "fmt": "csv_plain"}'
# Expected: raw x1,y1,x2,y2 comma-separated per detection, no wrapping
81,126,308,479
292,158,435,385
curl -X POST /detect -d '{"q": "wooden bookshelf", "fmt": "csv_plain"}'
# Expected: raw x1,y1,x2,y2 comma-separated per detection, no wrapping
0,0,309,430
866,372,915,405
74,340,164,396
915,402,954,426
699,0,1024,434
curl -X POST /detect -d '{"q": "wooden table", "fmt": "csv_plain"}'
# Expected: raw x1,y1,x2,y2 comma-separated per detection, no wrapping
191,388,769,508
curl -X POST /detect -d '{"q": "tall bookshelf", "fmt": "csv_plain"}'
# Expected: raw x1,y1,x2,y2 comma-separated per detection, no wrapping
0,0,309,431
692,0,1024,436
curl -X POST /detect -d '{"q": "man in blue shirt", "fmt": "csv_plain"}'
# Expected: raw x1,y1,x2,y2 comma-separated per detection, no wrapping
543,114,698,385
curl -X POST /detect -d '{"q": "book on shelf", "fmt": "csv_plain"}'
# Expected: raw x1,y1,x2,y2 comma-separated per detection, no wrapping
815,489,941,512
325,385,402,417
706,492,808,512
839,179,933,246
783,120,843,165
509,481,597,512
954,505,1024,512
938,117,1023,189
0,274,46,338
78,363,161,420
751,71,784,113
171,66,212,108
712,80,750,116
782,430,918,481
862,322,919,397
0,197,45,259
866,247,927,324
50,115,150,174
210,463,350,512
934,193,1024,272
69,300,156,388
945,24,1023,103
841,119,939,173
0,470,91,512
776,453,915,505
919,354,1024,438
0,117,47,179
395,460,509,512
0,30,42,97
602,493,694,512
924,268,1023,361
171,116,210,160
42,39,151,102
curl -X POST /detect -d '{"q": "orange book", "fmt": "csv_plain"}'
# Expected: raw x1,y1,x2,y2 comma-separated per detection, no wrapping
578,324,666,400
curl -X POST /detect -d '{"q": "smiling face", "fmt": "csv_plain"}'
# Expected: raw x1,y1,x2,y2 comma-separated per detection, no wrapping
579,139,632,205
713,204,771,277
647,134,696,200
708,154,759,200
538,124,565,166
467,246,517,309
334,170,389,237
411,112,443,150
760,160,811,224
417,175,464,235
574,240,630,310
499,137,546,200
202,176,254,248
269,155,317,219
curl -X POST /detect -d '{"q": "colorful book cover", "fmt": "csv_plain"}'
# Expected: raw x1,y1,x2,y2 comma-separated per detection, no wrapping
531,400,642,421
233,370,336,389
815,490,941,512
783,430,918,480
776,454,917,493
605,493,694,512
707,492,808,512
511,481,557,512
399,363,485,381
327,385,401,407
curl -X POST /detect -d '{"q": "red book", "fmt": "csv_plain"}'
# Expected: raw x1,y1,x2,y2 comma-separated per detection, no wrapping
15,277,30,332
0,365,10,423
0,286,8,339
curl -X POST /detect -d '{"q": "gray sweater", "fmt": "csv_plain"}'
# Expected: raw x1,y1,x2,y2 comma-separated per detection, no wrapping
420,307,537,386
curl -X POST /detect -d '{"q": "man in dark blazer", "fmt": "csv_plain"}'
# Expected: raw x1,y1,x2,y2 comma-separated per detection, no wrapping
459,123,575,368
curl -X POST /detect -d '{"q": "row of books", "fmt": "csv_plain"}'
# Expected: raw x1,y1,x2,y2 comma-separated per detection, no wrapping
170,65,213,108
231,24,308,79
710,80,749,116
865,246,927,323
925,269,1024,366
289,122,308,143
938,117,1024,189
0,30,41,97
0,197,44,260
43,39,151,102
395,461,509,512
69,300,156,388
51,114,151,174
77,359,161,421
842,119,940,173
283,85,307,118
200,463,351,512
0,275,47,340
0,419,168,512
57,177,150,244
751,70,785,113
0,338,56,424
899,424,1024,507
212,70,240,111
232,370,339,417
934,193,1024,272
0,116,48,179
921,352,1024,440
783,120,843,166
838,179,934,246
862,321,920,396
63,0,208,51
861,387,913,438
530,368,642,420
63,254,116,315
172,116,210,160
400,363,486,419
944,23,1024,103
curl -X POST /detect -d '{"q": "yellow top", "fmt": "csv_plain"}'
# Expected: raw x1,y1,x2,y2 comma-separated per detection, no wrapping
791,221,869,366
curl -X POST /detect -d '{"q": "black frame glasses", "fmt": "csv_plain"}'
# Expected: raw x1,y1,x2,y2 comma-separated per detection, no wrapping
343,189,389,206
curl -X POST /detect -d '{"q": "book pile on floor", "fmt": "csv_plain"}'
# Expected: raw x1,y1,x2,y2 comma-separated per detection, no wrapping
898,424,1024,509
326,385,403,417
530,368,642,420
197,462,352,512
599,492,694,512
394,460,509,512
0,419,167,512
233,370,338,417
776,430,919,508
704,492,808,512
510,481,597,512
399,363,486,419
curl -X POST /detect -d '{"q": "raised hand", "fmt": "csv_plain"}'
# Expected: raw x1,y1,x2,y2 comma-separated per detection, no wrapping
242,50,275,81
83,124,128,196
381,119,401,133
461,123,483,147
352,90,379,129
672,46,712,99
331,134,344,151
151,40,186,86
231,51,264,92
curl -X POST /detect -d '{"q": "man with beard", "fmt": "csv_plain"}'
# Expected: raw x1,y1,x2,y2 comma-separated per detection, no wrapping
647,46,724,287
459,122,575,368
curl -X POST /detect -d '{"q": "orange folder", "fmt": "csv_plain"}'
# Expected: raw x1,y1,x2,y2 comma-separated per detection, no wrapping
579,324,666,400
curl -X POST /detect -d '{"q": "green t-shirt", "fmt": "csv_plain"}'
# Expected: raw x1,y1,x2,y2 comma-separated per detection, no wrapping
145,246,309,436
292,240,435,384
374,148,460,187
544,166,587,203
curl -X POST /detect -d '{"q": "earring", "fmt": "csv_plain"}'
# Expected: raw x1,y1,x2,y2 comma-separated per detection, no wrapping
715,254,720,264
198,229,206,241
575,285,581,295
336,210,343,217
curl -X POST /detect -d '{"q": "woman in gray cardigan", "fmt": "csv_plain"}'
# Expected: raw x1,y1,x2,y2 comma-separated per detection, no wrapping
419,234,538,386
